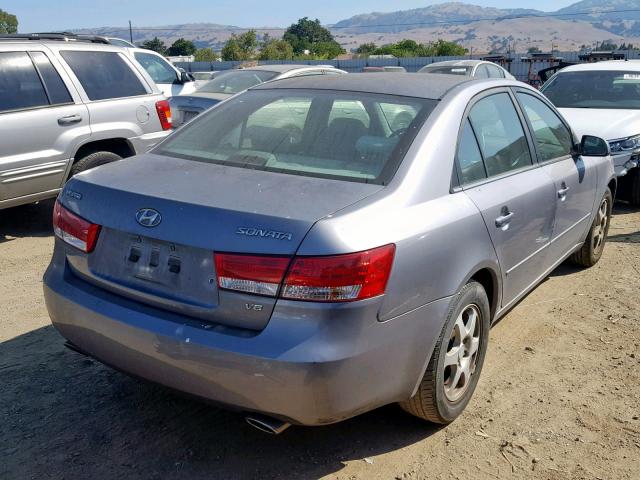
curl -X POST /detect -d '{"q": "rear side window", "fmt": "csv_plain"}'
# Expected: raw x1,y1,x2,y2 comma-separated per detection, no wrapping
486,64,505,79
30,52,72,105
474,65,490,79
457,119,487,184
60,51,147,100
468,93,532,177
516,93,573,161
0,52,48,112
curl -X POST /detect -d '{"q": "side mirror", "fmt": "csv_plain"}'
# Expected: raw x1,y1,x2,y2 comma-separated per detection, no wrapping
575,135,609,157
177,68,193,84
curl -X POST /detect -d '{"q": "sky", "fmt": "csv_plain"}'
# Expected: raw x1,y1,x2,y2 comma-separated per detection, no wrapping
2,0,580,32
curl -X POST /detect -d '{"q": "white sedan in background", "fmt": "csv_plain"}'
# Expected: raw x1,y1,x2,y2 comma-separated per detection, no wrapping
542,61,640,204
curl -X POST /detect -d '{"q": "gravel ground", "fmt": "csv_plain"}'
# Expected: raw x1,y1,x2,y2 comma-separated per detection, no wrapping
1,199,639,480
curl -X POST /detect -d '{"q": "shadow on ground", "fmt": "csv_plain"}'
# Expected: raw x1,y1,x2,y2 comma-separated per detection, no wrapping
0,199,55,243
0,326,440,480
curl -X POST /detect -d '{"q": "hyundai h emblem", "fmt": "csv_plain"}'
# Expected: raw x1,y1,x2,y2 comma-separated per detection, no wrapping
136,208,162,227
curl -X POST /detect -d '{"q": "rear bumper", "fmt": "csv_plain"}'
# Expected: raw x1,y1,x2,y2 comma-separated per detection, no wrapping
43,250,451,426
129,130,172,154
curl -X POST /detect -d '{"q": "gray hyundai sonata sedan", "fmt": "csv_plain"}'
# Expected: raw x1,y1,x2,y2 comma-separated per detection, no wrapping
44,74,615,433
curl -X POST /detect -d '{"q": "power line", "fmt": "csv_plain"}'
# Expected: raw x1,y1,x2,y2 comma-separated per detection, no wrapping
82,8,640,34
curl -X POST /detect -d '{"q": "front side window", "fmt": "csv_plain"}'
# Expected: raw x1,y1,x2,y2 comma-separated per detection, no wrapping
157,89,435,184
134,52,178,84
468,93,532,177
542,70,640,109
60,51,147,101
0,52,48,112
196,70,279,95
517,93,573,161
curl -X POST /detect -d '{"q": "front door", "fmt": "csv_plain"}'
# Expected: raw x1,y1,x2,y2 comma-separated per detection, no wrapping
457,91,557,306
514,91,597,259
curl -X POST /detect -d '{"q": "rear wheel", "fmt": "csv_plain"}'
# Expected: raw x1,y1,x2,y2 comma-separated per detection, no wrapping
400,281,490,424
570,188,612,268
71,151,122,176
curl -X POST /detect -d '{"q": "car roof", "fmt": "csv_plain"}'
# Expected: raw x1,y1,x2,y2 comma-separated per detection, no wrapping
252,72,472,100
424,60,484,67
558,60,640,72
240,64,335,73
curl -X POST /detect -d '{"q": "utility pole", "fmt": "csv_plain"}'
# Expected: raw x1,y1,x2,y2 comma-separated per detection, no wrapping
129,20,133,43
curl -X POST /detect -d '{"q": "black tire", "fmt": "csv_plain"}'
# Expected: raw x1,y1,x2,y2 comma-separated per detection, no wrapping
70,151,122,176
628,168,640,206
399,281,490,424
570,187,612,268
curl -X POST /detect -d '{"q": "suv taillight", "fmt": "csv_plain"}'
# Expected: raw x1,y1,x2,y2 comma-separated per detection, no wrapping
53,200,101,253
214,244,395,302
155,100,172,130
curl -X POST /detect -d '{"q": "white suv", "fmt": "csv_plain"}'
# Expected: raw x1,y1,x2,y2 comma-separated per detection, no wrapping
0,33,172,210
542,60,640,204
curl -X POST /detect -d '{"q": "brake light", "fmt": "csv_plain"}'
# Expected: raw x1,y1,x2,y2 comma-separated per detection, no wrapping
155,100,172,130
215,253,289,297
214,244,395,302
52,200,101,253
282,245,395,302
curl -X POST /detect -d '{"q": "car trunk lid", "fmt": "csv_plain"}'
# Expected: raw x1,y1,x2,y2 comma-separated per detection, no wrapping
61,153,382,330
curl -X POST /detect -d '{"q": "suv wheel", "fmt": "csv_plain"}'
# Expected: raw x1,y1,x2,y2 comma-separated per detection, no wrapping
570,187,612,267
399,281,490,424
71,151,122,176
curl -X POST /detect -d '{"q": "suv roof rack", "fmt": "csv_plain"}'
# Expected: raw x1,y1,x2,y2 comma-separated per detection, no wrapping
0,32,110,44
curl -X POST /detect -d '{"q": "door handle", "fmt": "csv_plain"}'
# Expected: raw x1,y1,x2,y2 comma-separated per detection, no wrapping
495,208,514,228
58,114,82,126
557,184,570,199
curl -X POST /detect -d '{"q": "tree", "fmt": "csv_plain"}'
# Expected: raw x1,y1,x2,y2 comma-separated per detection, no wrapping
221,30,258,61
355,43,377,56
429,39,467,56
141,37,166,55
0,8,18,34
258,38,294,60
528,46,541,54
372,39,466,58
284,17,344,58
167,38,197,56
194,48,218,61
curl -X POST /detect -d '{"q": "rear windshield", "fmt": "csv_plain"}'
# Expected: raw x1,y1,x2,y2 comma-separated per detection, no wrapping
542,70,640,109
196,70,279,95
157,89,436,184
420,66,471,76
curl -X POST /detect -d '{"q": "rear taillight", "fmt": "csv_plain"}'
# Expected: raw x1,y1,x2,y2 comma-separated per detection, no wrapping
215,253,289,297
282,245,395,302
214,244,395,302
155,100,172,130
53,200,101,253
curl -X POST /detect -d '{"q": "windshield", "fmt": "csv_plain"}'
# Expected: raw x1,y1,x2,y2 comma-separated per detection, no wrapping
542,70,640,109
196,70,279,95
134,52,177,84
156,89,436,184
420,66,471,76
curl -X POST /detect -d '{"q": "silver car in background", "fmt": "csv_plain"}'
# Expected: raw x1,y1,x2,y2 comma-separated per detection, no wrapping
0,33,172,210
419,60,516,80
169,64,347,127
44,74,615,433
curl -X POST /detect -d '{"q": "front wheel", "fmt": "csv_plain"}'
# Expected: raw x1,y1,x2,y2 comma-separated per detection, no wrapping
570,188,612,268
399,281,490,424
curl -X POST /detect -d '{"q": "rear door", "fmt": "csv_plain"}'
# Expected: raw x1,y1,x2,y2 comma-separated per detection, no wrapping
0,49,89,202
514,90,597,259
457,89,557,306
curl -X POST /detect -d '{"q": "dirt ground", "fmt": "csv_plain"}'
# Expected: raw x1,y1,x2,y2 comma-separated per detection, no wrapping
1,199,639,480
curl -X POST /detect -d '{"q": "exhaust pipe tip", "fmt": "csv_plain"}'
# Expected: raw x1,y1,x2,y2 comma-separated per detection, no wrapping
245,414,291,435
